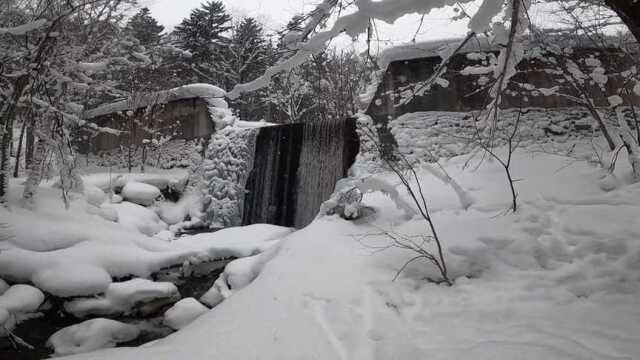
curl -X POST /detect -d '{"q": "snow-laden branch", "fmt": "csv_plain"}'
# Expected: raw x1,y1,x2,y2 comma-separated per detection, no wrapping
0,19,48,36
228,0,512,99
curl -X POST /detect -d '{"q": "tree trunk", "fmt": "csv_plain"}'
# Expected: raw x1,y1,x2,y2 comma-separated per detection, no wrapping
25,124,34,167
22,137,47,206
605,0,640,43
0,75,29,205
13,120,27,178
0,125,12,205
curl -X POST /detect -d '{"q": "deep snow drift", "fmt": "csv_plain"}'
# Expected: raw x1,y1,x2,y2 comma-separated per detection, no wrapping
50,142,640,360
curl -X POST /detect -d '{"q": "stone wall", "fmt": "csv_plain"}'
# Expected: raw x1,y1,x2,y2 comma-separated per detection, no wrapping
82,98,214,154
366,48,640,155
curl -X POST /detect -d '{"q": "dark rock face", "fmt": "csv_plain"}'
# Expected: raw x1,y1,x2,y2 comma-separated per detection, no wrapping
243,118,359,228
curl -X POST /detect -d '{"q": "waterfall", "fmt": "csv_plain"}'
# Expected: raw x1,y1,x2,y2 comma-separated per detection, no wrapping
242,118,359,228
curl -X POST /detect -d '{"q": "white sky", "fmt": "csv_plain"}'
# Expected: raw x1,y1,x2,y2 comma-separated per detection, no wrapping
143,0,471,52
143,0,557,53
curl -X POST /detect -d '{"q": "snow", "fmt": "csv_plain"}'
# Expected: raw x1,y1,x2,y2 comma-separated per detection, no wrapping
107,202,167,236
200,127,258,227
83,170,188,194
84,84,226,119
467,0,504,33
163,298,208,330
48,318,140,356
33,264,112,297
120,181,161,206
56,135,640,360
65,278,179,317
377,37,496,70
85,185,107,207
0,284,44,314
2,176,293,298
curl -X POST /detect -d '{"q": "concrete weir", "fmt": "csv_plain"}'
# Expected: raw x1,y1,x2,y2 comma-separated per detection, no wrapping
242,118,359,229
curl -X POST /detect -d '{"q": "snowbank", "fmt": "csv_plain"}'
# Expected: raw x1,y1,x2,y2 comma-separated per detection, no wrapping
57,144,640,360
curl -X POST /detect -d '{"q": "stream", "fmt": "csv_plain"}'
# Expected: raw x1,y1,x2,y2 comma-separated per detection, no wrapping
0,257,228,359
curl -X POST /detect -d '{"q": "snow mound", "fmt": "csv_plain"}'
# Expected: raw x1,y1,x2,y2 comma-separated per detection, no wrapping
65,278,179,317
33,264,112,297
107,202,167,236
0,284,44,314
48,318,140,356
121,182,161,206
163,298,208,330
85,186,107,207
83,171,188,194
158,192,203,226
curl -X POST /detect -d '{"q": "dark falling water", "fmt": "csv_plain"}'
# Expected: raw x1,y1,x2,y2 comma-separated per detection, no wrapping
242,118,359,228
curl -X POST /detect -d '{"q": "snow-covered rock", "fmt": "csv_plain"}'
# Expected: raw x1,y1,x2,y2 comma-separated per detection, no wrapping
199,286,224,308
121,182,161,206
33,264,112,297
111,194,123,204
163,298,208,330
158,192,203,226
65,278,179,317
108,202,167,236
47,318,140,356
0,284,44,313
85,186,107,207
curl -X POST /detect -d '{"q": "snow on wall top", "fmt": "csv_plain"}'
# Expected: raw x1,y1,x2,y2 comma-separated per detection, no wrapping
377,37,496,70
84,84,226,119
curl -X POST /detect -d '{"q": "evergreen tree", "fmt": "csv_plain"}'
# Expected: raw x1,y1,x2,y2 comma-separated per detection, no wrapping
173,1,231,83
225,17,272,120
125,7,164,46
227,17,269,85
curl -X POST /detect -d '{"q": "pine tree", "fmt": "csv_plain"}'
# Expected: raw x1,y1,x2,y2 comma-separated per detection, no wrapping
173,1,231,83
226,17,272,120
125,7,164,46
227,17,269,85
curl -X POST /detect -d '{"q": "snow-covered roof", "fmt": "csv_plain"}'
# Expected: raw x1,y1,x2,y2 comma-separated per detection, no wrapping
85,84,226,119
378,37,496,69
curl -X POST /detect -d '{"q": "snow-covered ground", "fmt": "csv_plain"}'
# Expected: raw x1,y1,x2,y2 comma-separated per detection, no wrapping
38,141,640,359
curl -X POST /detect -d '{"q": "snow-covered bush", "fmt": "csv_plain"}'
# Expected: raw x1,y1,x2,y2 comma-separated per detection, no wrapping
200,127,258,228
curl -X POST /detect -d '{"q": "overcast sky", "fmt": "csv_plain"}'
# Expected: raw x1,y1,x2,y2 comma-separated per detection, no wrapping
143,0,476,52
142,0,555,52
